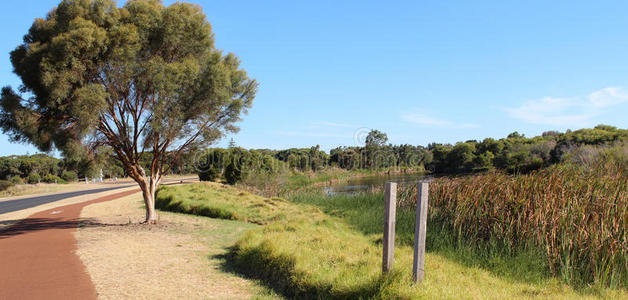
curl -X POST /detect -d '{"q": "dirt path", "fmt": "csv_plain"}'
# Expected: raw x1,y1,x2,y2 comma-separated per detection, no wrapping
0,189,139,300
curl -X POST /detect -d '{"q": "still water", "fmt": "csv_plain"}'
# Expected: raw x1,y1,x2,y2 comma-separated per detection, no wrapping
324,173,428,195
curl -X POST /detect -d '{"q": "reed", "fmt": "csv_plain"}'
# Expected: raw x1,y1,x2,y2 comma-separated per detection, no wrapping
395,152,627,287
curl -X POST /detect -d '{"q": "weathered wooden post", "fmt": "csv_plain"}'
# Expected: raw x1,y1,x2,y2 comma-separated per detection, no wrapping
382,181,397,273
413,181,429,283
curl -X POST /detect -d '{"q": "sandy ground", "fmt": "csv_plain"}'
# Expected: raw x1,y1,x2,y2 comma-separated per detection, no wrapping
75,194,272,300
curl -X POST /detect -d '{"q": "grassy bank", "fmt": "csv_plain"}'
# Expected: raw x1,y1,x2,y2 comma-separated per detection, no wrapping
155,178,625,298
156,182,297,225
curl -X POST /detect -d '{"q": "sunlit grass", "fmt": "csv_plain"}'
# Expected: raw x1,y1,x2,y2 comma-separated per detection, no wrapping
156,180,626,298
156,182,297,225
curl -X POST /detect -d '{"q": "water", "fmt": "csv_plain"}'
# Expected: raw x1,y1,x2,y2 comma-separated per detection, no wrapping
324,173,427,195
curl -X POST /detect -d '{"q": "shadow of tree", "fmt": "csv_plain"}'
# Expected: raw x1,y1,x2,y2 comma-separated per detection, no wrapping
0,217,133,239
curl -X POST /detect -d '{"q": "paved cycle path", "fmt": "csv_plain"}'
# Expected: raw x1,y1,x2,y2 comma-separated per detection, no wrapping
0,189,140,300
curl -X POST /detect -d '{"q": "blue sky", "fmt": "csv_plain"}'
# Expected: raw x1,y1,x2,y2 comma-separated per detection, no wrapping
1,1,628,155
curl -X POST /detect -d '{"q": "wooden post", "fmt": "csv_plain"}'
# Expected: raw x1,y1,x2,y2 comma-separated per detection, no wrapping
382,181,397,273
413,181,429,283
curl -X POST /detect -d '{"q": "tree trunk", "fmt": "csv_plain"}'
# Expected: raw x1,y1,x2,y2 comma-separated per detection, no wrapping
140,179,159,224
142,188,158,224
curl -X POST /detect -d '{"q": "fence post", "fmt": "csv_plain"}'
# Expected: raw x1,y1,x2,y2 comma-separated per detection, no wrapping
382,181,397,273
413,181,429,283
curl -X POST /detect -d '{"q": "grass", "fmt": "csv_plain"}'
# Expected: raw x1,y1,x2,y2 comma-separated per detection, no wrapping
156,180,626,298
0,182,89,198
156,182,297,225
290,192,551,284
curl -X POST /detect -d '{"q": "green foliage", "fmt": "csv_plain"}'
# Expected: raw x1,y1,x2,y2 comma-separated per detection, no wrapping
198,166,220,182
0,180,13,192
224,161,241,185
0,0,257,213
61,171,78,182
41,174,66,184
197,147,287,185
27,173,40,184
427,125,627,175
365,129,388,147
195,126,626,181
274,146,329,172
9,175,23,184
0,154,61,180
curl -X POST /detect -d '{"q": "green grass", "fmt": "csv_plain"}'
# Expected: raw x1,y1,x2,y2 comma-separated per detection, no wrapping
156,182,297,225
156,181,626,299
290,192,552,285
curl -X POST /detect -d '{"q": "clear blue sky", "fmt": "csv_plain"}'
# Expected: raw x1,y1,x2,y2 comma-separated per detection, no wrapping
1,1,628,155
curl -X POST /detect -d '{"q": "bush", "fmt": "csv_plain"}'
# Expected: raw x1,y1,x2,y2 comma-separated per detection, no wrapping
198,166,220,182
61,171,78,182
27,173,41,184
224,161,241,185
0,180,14,192
9,175,23,184
42,174,66,184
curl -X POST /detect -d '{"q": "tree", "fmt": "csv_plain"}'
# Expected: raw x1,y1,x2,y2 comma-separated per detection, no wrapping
228,138,237,149
365,130,388,147
0,0,257,223
224,160,241,185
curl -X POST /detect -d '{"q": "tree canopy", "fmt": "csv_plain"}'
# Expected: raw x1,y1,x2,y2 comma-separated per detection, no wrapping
0,0,257,223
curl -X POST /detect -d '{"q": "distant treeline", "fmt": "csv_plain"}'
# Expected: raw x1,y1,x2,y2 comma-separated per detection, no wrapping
3,125,626,187
0,150,197,186
196,125,627,184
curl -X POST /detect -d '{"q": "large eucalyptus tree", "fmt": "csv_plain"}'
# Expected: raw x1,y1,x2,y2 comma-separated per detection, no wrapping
0,0,257,223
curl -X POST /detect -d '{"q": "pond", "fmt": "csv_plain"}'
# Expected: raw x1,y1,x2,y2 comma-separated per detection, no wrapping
324,173,428,195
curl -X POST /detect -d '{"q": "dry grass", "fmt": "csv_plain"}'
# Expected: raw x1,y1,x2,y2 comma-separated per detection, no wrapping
0,182,101,200
75,193,278,300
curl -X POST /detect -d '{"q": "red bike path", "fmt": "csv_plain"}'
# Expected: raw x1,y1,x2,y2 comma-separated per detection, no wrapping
0,189,140,300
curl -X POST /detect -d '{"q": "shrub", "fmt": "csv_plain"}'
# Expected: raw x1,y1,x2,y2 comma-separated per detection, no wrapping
9,175,23,184
0,180,14,192
27,173,41,184
224,161,241,185
198,166,220,182
42,174,65,184
61,171,78,182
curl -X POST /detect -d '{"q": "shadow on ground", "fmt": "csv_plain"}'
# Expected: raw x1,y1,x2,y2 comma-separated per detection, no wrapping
0,217,132,239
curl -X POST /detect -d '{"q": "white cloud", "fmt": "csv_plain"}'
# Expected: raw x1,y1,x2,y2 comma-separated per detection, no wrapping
505,86,628,126
588,87,628,107
401,111,479,129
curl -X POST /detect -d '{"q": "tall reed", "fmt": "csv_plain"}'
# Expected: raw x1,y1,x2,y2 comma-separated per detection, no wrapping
396,154,627,287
